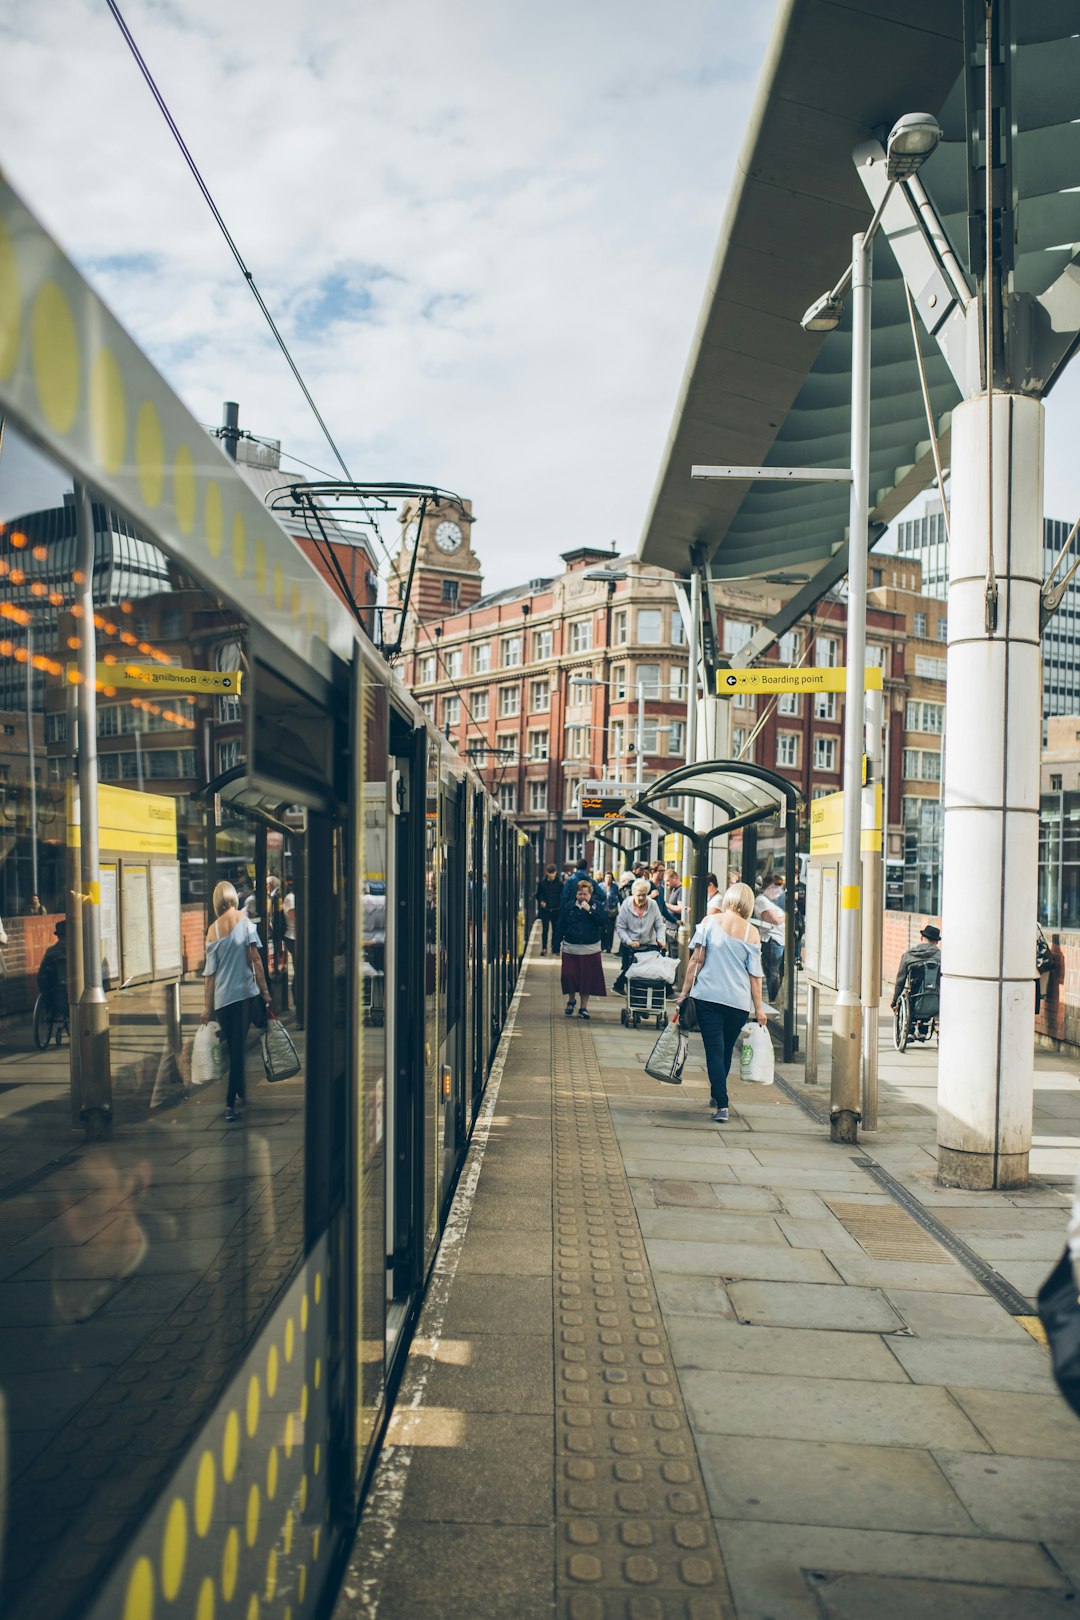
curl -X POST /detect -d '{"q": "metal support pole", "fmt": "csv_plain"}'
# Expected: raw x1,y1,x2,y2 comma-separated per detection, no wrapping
830,230,871,1146
680,570,701,917
635,679,645,788
783,808,797,1063
73,483,112,1139
806,982,820,1086
26,624,38,899
937,392,1043,1189
741,824,758,892
861,688,884,1130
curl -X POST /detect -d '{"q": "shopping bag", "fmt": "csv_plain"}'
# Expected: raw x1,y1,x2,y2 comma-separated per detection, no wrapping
191,1021,226,1088
737,1022,775,1085
261,1016,301,1082
644,1019,687,1085
626,952,678,985
1038,1249,1080,1418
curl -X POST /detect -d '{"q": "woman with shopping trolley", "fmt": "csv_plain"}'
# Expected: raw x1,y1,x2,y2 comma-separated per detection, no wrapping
612,878,667,994
674,882,767,1124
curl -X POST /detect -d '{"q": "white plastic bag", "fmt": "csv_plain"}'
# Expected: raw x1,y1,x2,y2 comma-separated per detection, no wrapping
191,1021,226,1088
738,1022,775,1086
626,951,678,985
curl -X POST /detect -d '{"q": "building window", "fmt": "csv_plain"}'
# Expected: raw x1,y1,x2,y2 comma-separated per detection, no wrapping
528,779,548,813
612,610,628,645
778,631,801,664
498,685,520,717
914,612,927,638
216,639,243,724
636,720,658,754
442,579,459,606
471,642,491,673
530,678,550,712
532,628,552,662
565,725,589,759
871,568,883,587
1051,774,1063,791
163,608,184,640
724,619,753,655
937,617,948,641
611,720,625,759
528,730,549,760
811,784,832,800
668,720,686,756
904,795,942,913
565,830,585,866
445,647,463,678
903,748,941,782
496,732,517,763
419,698,435,721
732,726,753,761
813,692,837,722
217,740,242,774
670,665,687,701
472,689,490,721
915,655,947,680
418,654,436,685
905,700,944,734
636,663,660,698
776,733,799,768
442,695,460,728
637,609,662,645
497,782,517,813
734,691,755,711
569,618,593,654
672,612,686,645
866,643,885,668
501,635,523,668
45,712,68,745
613,665,627,701
813,736,838,772
815,635,839,668
778,692,800,717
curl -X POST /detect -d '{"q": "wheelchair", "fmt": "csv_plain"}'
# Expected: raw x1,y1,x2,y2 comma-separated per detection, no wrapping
33,989,69,1049
893,960,939,1053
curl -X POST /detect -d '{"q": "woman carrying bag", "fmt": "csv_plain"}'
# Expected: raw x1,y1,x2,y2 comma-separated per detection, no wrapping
203,880,273,1122
674,882,766,1124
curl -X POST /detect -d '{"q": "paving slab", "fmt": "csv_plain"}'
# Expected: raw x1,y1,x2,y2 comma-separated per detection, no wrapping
932,1451,1080,1541
948,1386,1080,1460
397,1412,554,1524
635,1208,787,1245
621,1155,740,1185
726,1279,906,1332
644,1237,841,1284
650,1273,739,1320
683,1369,991,1449
664,1318,910,1382
417,1331,554,1414
884,1334,1057,1394
369,1522,554,1618
439,1273,553,1338
811,1572,1075,1618
825,1254,983,1294
774,1216,866,1253
885,1289,1034,1342
697,1433,978,1534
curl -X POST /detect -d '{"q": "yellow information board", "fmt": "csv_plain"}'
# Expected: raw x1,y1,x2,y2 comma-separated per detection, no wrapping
809,784,882,856
717,666,883,695
663,834,683,862
67,782,178,856
91,663,244,695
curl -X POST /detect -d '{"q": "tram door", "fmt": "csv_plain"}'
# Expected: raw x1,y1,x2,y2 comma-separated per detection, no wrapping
439,774,467,1203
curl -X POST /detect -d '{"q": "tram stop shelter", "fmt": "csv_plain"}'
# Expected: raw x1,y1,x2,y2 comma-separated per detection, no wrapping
595,760,801,1062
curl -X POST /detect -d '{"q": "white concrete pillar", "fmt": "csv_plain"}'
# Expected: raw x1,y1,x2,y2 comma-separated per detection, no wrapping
937,392,1043,1189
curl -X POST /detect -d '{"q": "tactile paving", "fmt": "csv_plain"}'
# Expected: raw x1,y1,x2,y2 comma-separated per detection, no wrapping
552,983,733,1620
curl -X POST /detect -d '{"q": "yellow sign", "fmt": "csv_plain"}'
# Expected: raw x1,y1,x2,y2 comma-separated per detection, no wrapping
809,785,882,857
663,834,683,862
717,666,883,695
67,783,178,856
89,663,244,695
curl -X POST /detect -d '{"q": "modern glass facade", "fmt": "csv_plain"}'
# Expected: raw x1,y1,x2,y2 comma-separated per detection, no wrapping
903,795,942,914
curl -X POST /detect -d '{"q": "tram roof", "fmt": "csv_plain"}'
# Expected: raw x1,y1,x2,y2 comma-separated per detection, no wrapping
639,0,1080,594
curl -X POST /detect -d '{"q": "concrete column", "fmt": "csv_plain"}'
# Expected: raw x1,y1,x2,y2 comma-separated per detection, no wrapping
937,392,1043,1190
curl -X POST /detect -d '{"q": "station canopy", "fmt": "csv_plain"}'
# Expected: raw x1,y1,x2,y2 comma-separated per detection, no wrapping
639,0,1080,594
629,760,799,840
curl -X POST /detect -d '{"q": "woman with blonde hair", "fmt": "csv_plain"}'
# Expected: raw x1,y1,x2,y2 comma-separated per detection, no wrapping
202,880,273,1122
675,881,767,1123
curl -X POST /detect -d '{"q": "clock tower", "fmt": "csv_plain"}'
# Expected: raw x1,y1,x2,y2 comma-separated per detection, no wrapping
391,497,483,623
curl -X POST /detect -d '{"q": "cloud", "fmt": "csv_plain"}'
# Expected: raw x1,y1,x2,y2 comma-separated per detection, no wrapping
0,0,776,588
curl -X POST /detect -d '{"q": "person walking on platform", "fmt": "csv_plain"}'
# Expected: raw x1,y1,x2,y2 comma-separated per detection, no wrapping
203,881,274,1123
536,863,563,956
613,878,666,993
560,877,607,1020
675,881,767,1124
561,856,603,908
601,871,621,953
754,882,785,1003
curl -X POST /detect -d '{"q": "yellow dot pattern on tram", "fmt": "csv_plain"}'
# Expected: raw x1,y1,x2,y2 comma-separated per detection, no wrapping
246,1374,261,1438
205,480,224,557
135,400,165,509
90,347,127,475
195,1451,216,1537
196,1575,215,1620
267,1344,279,1399
122,1556,154,1620
232,510,247,577
161,1497,187,1601
0,217,20,378
32,281,79,433
246,1484,260,1549
173,442,197,534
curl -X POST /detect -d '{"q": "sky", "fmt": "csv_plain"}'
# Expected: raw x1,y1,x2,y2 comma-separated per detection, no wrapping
0,0,1077,594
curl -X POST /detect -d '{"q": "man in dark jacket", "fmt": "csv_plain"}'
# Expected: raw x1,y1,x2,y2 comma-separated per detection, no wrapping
891,924,941,1009
561,859,603,909
536,864,563,956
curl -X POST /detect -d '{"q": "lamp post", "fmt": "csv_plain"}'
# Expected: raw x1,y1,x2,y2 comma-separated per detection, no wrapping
799,112,941,1145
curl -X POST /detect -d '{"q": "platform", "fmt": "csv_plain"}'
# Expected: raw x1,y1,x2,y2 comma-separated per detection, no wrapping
338,941,1080,1620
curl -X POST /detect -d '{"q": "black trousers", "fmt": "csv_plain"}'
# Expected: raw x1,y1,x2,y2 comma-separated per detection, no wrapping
693,997,749,1109
217,999,250,1107
539,910,561,952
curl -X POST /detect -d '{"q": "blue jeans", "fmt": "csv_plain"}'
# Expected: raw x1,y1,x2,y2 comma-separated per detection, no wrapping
692,997,749,1109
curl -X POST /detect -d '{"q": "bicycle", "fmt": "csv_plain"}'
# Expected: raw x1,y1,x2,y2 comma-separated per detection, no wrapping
33,992,69,1049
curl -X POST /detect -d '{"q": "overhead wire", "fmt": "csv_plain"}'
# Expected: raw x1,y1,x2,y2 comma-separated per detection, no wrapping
416,617,510,785
104,0,396,578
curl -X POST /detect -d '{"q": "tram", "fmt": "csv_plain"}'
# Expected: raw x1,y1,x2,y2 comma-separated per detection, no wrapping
0,174,531,1620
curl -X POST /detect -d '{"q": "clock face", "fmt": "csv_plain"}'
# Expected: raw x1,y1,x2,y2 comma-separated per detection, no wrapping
435,520,463,553
403,520,420,550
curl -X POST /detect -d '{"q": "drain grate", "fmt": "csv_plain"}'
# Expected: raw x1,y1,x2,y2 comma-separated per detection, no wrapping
826,1199,950,1263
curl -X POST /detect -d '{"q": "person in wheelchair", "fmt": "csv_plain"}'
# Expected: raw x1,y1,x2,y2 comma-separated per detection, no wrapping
891,923,940,1040
37,918,69,1022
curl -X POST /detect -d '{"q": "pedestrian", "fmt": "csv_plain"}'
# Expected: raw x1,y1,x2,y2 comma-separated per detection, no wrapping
706,873,720,908
663,867,684,954
536,863,563,956
613,878,666,993
202,881,274,1123
675,882,767,1123
891,924,941,1012
601,871,621,953
561,855,603,908
754,882,786,1003
560,877,607,1020
26,894,45,916
282,879,296,968
267,874,284,972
